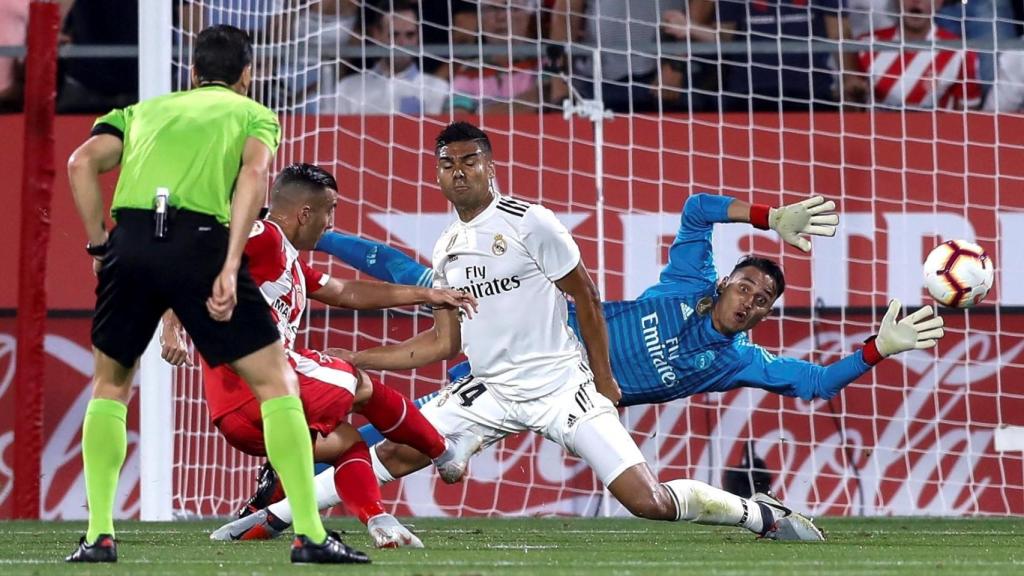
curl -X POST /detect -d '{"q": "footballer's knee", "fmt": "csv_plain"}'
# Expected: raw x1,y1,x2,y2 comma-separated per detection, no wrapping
375,440,431,478
91,348,136,403
607,465,678,521
621,488,676,521
351,370,374,412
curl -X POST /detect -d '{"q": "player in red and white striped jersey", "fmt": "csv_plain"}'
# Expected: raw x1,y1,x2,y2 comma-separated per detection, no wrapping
857,0,982,110
166,164,477,548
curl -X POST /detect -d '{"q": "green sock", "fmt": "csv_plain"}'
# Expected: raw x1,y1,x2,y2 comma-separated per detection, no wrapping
82,398,128,542
260,395,327,544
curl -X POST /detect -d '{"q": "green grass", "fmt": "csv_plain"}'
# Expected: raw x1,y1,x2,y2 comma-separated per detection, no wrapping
1,517,1022,575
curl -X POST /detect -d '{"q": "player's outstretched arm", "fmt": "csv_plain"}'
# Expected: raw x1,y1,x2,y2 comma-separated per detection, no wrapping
555,262,621,405
315,231,433,287
349,307,462,371
310,278,477,316
745,196,839,252
735,299,944,400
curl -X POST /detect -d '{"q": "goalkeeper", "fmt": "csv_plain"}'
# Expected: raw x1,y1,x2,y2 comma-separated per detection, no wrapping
214,192,944,541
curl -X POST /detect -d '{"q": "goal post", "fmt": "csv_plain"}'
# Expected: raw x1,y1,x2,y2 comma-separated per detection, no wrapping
141,1,1024,520
137,0,174,521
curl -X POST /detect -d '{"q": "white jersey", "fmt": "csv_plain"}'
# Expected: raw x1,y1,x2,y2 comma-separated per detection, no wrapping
432,195,589,401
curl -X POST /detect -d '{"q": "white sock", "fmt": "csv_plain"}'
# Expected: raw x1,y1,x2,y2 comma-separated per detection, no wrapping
268,466,341,524
662,479,765,534
370,444,396,485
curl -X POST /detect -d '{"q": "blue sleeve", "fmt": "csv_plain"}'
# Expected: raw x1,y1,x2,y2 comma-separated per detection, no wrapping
315,231,432,287
657,194,735,291
447,361,471,382
732,345,872,401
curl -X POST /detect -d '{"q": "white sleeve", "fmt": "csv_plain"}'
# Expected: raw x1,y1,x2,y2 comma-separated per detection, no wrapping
521,205,581,282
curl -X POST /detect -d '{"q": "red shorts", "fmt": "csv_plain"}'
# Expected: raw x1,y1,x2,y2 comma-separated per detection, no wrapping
215,350,358,457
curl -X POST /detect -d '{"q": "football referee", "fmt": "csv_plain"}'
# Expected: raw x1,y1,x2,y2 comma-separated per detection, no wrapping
65,25,364,564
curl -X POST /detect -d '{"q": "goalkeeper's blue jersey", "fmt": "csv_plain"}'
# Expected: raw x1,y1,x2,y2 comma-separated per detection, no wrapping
317,193,870,409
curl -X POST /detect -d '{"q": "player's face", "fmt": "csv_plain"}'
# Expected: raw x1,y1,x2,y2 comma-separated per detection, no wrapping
295,188,337,250
712,267,778,335
436,140,495,215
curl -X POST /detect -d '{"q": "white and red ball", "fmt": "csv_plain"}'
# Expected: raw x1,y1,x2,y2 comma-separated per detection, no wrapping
922,240,994,308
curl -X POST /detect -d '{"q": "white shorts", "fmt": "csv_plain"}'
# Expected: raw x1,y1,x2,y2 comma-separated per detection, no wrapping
419,376,646,485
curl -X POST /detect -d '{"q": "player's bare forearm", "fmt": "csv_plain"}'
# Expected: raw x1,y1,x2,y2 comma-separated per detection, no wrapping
313,279,475,314
555,263,618,401
225,138,273,271
67,134,122,245
352,308,461,370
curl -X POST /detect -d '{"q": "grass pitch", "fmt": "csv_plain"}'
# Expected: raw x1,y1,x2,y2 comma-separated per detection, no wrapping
1,517,1021,575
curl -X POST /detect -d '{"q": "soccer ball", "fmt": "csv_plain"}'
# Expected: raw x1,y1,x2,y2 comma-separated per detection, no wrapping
922,240,994,308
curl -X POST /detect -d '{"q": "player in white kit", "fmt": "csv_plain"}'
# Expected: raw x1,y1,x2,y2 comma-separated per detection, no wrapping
347,122,824,540
216,122,825,542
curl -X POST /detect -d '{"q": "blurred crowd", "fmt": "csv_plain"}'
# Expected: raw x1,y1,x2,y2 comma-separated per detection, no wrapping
0,0,1022,114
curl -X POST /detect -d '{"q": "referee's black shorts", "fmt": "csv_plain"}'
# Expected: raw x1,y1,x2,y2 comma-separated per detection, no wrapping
91,208,280,369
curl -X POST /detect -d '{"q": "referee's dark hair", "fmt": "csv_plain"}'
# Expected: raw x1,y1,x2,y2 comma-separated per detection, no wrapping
732,256,786,299
271,163,338,203
194,25,253,86
435,121,492,156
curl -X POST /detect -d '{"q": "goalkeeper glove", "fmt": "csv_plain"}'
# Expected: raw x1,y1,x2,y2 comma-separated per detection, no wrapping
750,196,839,252
863,299,945,365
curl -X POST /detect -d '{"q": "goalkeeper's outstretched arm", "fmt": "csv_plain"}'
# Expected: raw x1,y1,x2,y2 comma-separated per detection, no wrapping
316,231,433,287
735,300,945,401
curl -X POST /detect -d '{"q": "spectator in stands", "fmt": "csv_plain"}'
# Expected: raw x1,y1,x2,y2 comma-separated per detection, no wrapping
427,2,480,85
715,0,864,111
57,0,138,113
660,1,729,112
936,0,1017,85
449,0,547,113
293,0,359,105
322,0,448,115
846,0,896,38
422,0,479,49
0,0,27,112
548,0,687,112
983,50,1024,111
856,0,982,109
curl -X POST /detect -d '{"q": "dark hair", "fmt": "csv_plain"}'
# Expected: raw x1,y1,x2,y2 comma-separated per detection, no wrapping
363,0,418,33
272,163,338,197
193,25,253,86
435,121,492,155
731,256,786,299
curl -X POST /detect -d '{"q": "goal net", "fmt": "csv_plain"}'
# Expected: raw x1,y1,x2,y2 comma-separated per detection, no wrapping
160,0,1024,518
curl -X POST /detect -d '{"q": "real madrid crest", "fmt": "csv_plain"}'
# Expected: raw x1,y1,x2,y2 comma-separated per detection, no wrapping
491,233,507,256
696,296,713,316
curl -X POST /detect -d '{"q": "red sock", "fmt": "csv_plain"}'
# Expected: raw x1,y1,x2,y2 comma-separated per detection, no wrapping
360,383,446,459
334,441,386,525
